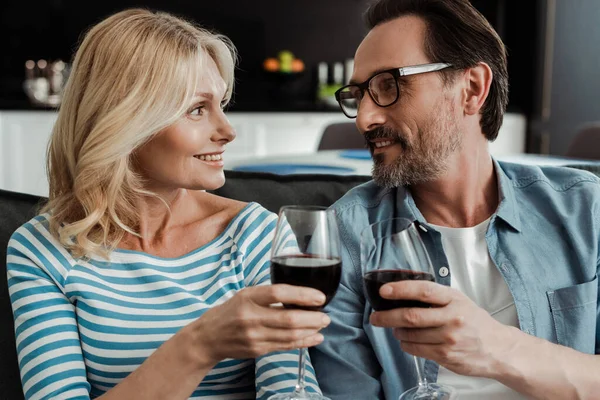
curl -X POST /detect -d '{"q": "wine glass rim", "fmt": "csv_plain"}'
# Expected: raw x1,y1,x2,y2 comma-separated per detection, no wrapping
361,217,418,240
279,205,331,212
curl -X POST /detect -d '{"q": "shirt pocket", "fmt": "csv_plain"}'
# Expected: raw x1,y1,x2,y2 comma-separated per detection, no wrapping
546,275,598,354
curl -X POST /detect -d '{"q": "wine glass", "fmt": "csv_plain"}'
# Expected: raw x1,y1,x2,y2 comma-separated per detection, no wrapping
269,205,342,400
360,217,457,400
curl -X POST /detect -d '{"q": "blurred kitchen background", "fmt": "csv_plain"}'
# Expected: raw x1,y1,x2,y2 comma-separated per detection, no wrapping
1,0,600,196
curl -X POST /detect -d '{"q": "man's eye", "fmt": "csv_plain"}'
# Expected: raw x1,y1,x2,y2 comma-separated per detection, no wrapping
350,88,363,100
381,79,396,91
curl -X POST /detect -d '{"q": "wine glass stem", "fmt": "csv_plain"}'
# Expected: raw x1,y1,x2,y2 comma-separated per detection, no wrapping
293,347,308,395
413,355,429,388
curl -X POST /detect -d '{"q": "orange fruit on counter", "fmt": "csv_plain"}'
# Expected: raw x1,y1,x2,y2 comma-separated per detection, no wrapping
263,58,280,72
291,59,305,73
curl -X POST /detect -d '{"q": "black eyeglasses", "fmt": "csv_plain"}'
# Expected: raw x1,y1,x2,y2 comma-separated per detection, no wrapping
335,63,452,118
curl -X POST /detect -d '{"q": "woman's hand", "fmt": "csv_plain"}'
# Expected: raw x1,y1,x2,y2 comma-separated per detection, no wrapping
186,284,331,365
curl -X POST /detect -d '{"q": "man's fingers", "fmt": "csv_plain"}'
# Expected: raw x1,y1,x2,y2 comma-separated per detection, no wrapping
370,305,454,328
248,284,326,308
379,281,453,307
399,341,449,365
393,327,447,344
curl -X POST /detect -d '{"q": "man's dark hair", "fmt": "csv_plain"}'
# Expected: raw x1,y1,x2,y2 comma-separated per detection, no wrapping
365,0,509,141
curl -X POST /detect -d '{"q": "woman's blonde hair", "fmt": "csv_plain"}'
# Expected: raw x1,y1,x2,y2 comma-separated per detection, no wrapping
43,8,237,258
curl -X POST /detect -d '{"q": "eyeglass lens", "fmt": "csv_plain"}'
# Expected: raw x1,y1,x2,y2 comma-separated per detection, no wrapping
338,71,399,117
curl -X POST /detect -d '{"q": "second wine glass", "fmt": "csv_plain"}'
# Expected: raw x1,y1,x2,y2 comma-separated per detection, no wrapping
269,205,342,400
361,217,457,400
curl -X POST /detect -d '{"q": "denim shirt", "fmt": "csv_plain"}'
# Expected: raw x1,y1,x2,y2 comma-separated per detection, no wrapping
310,160,600,400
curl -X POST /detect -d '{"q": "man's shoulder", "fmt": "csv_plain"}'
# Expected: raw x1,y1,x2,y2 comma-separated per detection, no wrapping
499,161,600,193
330,179,395,215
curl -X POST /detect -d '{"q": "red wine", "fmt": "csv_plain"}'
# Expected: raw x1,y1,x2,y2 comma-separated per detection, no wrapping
270,255,342,311
364,269,434,311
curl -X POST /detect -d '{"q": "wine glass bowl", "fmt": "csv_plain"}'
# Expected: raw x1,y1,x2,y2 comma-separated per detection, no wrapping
268,205,341,400
363,269,434,310
270,255,341,311
360,218,457,400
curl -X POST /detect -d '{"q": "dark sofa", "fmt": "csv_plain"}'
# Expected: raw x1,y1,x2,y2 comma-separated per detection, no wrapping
0,170,371,400
3,163,599,399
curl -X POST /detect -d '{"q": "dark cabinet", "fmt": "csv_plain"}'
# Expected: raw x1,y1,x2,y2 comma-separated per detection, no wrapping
530,0,600,155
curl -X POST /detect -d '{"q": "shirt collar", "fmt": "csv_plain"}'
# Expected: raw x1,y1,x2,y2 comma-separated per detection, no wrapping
493,158,522,232
395,158,522,233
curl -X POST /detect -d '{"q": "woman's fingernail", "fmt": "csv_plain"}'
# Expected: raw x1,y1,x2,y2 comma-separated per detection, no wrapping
315,293,326,304
322,315,331,326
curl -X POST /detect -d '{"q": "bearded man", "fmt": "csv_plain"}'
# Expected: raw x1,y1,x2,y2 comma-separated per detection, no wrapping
309,1,600,399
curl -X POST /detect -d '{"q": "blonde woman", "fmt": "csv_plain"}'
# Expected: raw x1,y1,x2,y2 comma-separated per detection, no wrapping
6,9,329,400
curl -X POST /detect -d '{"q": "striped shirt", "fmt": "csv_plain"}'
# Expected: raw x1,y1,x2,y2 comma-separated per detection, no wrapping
6,202,321,400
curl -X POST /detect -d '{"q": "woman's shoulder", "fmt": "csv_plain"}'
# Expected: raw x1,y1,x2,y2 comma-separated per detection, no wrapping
202,194,277,248
9,213,53,247
7,213,76,273
201,192,276,223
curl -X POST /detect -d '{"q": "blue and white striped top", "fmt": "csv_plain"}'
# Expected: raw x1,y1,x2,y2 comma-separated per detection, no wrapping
6,202,321,400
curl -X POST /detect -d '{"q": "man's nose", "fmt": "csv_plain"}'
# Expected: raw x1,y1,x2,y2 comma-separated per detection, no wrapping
356,94,386,134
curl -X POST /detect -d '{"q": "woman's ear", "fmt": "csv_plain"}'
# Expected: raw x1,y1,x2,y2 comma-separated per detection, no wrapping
463,62,493,116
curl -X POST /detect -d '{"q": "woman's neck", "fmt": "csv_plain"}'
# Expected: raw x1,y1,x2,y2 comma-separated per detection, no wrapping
129,189,192,247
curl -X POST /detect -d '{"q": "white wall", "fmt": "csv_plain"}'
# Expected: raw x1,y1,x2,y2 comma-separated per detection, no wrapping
0,111,526,197
0,111,57,197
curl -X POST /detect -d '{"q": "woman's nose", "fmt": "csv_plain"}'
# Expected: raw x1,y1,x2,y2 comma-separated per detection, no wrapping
214,111,236,143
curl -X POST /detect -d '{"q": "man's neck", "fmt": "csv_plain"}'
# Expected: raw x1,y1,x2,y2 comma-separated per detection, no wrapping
410,146,498,228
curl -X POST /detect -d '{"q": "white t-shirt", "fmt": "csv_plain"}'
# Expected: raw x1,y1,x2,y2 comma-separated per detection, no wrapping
428,218,527,399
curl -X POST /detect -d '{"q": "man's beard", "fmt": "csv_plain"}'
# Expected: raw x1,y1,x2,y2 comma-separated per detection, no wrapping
366,101,462,188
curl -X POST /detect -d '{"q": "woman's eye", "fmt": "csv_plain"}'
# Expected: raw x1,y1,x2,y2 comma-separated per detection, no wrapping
189,105,205,116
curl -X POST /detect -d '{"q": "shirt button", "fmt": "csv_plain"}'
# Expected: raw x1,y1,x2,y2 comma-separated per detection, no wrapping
438,266,449,277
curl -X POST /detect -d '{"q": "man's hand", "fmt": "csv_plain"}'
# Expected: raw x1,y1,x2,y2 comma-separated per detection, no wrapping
369,280,520,378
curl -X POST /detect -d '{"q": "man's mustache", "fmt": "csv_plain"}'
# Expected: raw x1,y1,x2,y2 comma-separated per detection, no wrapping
363,126,408,150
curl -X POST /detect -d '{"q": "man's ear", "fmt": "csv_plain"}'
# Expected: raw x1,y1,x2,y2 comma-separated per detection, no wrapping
463,62,493,116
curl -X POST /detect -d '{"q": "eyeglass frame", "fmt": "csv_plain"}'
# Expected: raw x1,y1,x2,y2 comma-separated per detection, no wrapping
334,62,453,119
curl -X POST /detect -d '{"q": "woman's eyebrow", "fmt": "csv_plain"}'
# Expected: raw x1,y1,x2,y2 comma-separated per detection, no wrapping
194,92,214,99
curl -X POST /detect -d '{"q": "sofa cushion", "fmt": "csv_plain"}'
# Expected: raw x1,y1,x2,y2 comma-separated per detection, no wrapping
0,170,370,398
0,189,45,400
211,170,371,213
